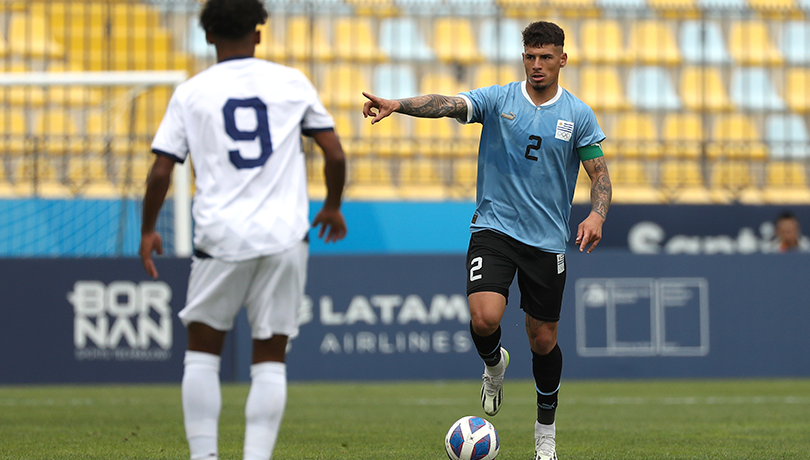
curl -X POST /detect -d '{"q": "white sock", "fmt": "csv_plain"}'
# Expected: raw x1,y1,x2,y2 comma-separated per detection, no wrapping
182,351,222,460
243,361,287,460
535,420,556,438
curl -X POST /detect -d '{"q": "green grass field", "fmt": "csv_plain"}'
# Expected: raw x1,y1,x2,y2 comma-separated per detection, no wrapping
1,378,809,460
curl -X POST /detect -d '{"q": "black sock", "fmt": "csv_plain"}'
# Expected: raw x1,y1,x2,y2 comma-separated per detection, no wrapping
469,322,502,367
533,344,563,425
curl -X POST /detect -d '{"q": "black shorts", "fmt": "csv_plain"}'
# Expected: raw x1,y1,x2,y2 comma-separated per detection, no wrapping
466,229,567,322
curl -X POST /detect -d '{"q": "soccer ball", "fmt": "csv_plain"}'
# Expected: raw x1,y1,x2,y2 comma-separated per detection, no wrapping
444,416,500,460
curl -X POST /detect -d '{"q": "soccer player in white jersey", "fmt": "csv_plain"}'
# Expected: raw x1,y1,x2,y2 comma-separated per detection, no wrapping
139,1,347,459
362,21,611,460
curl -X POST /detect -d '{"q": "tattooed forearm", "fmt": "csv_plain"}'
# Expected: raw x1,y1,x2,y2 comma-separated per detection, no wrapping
585,156,612,220
396,94,467,119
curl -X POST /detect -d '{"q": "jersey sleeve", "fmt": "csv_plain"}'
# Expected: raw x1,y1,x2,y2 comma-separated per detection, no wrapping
457,85,500,125
574,104,606,161
299,74,335,136
151,89,189,163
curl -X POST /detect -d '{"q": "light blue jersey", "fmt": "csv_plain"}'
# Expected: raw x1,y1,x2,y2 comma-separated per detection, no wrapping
458,82,605,253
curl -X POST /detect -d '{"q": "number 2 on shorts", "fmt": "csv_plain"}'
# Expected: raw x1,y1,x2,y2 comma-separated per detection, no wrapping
469,256,483,282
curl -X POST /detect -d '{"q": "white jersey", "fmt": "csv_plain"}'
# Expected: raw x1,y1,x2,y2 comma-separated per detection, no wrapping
151,57,334,262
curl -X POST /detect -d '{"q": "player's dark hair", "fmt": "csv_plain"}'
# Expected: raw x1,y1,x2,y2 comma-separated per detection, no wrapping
777,210,798,223
522,21,565,49
200,0,268,41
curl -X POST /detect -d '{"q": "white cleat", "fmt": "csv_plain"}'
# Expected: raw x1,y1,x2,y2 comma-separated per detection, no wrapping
480,347,509,416
534,434,558,460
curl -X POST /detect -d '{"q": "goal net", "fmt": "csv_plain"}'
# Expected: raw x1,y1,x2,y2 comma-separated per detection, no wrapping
0,70,191,257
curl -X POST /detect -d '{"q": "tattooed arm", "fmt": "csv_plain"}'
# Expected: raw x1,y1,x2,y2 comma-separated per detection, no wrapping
362,91,467,124
576,155,612,253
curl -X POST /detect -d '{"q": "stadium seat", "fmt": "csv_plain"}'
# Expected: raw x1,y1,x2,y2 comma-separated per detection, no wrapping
413,117,456,157
35,110,83,155
609,160,662,203
762,161,810,203
8,13,65,58
451,158,477,193
580,20,632,64
374,64,419,100
626,67,681,110
345,157,399,200
474,64,523,88
578,66,630,111
706,114,769,160
730,68,786,111
343,0,400,17
781,21,810,64
0,109,28,155
697,0,749,9
479,19,526,63
420,72,465,96
444,0,500,16
454,122,482,157
431,18,484,64
284,16,333,62
547,0,601,17
378,18,435,62
709,161,757,191
679,21,731,65
334,17,387,63
610,112,663,159
647,0,701,18
748,0,802,17
728,21,784,66
356,116,414,157
662,112,705,159
765,114,810,159
659,160,713,203
785,69,810,113
319,64,371,110
13,155,71,198
597,0,648,13
254,23,287,62
679,66,734,112
331,111,357,155
397,158,447,200
628,21,682,66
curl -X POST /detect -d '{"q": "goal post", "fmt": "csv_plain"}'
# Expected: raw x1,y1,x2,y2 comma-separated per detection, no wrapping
0,70,192,257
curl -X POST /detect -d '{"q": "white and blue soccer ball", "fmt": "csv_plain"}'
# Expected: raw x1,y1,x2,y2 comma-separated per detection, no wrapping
444,416,500,460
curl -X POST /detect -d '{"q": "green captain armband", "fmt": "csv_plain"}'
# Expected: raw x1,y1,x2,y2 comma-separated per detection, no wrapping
577,143,604,161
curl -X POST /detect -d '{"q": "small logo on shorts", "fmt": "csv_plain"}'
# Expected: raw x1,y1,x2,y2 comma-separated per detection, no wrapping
556,254,565,274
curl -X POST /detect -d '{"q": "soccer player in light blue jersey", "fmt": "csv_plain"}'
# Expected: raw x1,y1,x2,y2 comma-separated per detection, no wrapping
363,21,611,460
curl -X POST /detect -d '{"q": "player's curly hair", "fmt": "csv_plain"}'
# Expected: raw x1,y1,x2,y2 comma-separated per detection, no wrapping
200,0,268,40
522,21,565,49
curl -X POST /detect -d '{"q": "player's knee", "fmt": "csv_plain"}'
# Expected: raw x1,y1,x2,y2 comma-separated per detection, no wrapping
530,334,557,355
470,315,500,337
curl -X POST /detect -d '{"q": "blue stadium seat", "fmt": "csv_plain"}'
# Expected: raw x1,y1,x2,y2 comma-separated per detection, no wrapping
730,68,786,111
697,0,749,9
479,19,525,63
679,20,731,64
597,0,649,16
379,18,434,61
766,114,810,159
627,66,681,110
374,64,419,100
444,0,499,16
781,21,810,65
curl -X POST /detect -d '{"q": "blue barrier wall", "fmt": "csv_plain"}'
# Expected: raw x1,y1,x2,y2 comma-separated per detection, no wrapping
2,252,808,384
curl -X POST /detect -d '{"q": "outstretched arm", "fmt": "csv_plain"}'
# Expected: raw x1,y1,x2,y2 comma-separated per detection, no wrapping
310,129,347,243
576,155,612,253
362,91,467,124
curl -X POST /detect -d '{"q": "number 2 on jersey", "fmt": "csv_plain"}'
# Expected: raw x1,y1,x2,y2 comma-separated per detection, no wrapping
524,135,542,161
223,97,273,169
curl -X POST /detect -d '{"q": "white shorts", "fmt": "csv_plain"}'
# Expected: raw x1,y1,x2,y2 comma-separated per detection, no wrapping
178,241,308,340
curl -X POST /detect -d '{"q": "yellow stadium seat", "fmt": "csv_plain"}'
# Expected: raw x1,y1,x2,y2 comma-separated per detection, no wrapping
398,158,447,200
580,20,632,64
647,0,700,18
680,66,734,112
547,0,600,17
420,72,465,96
662,112,704,159
0,109,28,155
786,69,810,113
710,161,757,190
474,64,523,88
432,19,484,64
628,21,682,66
319,64,372,110
748,0,803,18
36,2,160,39
413,118,455,156
344,0,400,17
356,117,414,157
706,114,769,160
255,23,287,62
67,156,110,186
578,66,630,111
14,156,71,198
452,157,478,193
455,122,482,157
610,112,663,158
334,18,386,63
285,17,333,62
728,21,784,66
345,158,399,200
8,13,64,58
659,160,713,203
609,160,662,203
762,161,810,203
35,110,83,155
